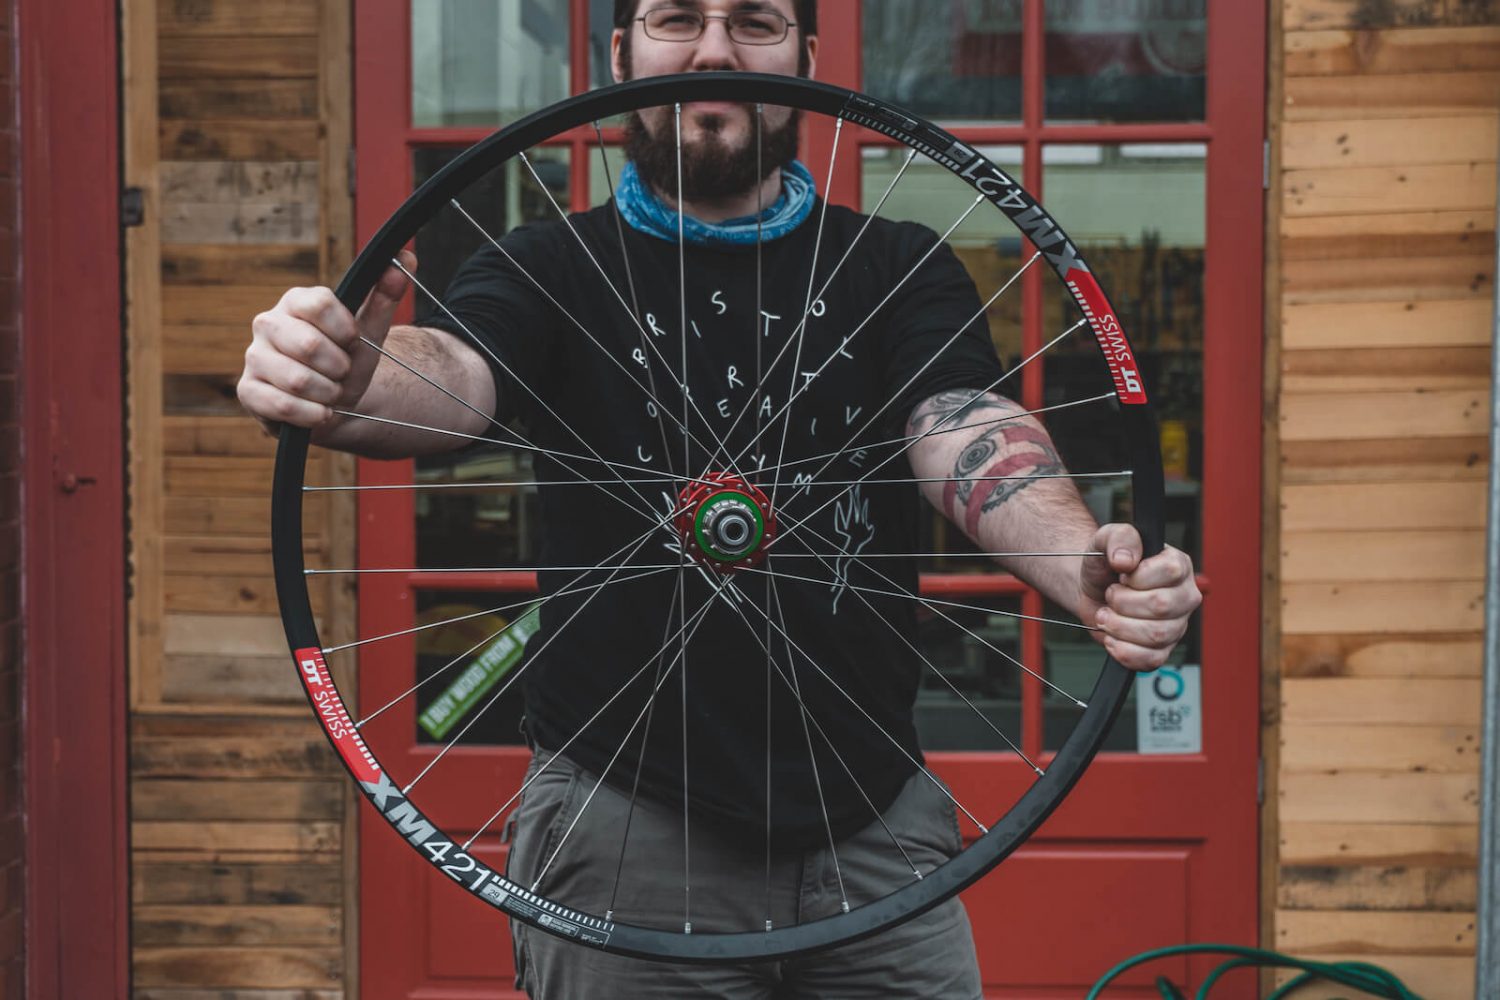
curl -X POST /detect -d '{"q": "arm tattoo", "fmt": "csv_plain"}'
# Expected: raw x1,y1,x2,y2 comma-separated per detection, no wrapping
909,389,1064,538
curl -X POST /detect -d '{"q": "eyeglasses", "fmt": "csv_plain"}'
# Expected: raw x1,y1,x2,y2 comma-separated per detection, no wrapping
638,6,796,46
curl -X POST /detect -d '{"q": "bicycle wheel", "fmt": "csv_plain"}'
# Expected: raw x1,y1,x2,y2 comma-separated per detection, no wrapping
273,71,1163,964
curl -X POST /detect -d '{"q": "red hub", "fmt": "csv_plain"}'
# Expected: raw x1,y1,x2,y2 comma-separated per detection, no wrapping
674,472,776,572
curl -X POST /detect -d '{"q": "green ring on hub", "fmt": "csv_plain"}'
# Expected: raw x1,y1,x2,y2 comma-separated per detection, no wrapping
693,491,766,562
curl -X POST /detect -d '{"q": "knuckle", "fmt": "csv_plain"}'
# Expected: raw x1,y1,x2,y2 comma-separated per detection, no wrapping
1146,591,1171,617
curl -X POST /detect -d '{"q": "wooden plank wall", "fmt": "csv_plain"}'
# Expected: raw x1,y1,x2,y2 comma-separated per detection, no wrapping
1269,1,1497,996
124,0,356,995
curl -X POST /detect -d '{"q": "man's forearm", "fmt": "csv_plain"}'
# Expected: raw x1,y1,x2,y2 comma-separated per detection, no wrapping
906,389,1098,615
311,325,498,459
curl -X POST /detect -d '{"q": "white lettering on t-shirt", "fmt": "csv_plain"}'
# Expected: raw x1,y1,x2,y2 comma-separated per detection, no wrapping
846,406,862,426
760,311,782,338
717,399,731,419
638,446,653,464
810,417,817,436
711,290,727,315
811,299,826,318
849,449,869,469
646,401,659,419
727,366,744,390
801,372,818,390
759,396,773,419
792,473,813,497
646,313,668,338
632,348,648,368
690,320,703,340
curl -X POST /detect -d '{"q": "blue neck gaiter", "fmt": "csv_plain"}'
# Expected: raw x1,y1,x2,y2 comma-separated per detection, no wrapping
614,159,817,247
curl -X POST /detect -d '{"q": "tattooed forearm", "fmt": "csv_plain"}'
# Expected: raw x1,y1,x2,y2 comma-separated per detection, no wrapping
906,388,1017,438
906,388,1065,538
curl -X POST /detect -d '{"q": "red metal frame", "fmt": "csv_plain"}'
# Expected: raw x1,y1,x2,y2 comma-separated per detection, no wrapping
355,1,1265,994
18,0,130,995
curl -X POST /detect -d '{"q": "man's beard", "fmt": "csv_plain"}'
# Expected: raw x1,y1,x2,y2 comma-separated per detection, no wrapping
625,105,802,203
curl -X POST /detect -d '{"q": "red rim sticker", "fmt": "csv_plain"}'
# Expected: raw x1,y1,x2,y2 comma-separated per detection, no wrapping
296,646,382,784
1066,274,1148,406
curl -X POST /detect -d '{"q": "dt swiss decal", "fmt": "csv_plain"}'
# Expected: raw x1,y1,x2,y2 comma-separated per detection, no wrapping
1066,275,1148,405
296,646,381,784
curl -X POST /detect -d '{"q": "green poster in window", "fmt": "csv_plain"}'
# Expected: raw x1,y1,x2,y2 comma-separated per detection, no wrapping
418,603,542,740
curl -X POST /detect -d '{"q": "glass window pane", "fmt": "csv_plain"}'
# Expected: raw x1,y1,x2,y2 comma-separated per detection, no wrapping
1040,142,1205,752
913,593,1027,752
863,0,1022,124
1045,0,1206,122
590,0,619,89
411,145,572,297
406,146,571,748
412,0,572,127
864,145,1027,580
414,587,535,746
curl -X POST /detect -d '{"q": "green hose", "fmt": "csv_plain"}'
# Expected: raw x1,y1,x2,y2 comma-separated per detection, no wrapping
1085,943,1423,1000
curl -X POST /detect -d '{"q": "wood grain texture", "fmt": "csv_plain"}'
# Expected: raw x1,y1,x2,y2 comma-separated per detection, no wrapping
1281,678,1484,724
1281,633,1483,678
159,35,320,80
1278,865,1476,910
1282,253,1494,304
133,904,342,948
1282,116,1499,169
1283,298,1494,350
1284,71,1500,120
1282,579,1484,633
1275,909,1475,954
1281,723,1481,772
132,946,342,990
159,0,321,37
1281,437,1490,483
1280,388,1488,441
132,861,342,906
1284,162,1496,217
1280,529,1483,582
1280,822,1478,866
1285,26,1500,75
1281,481,1486,530
161,119,322,161
160,78,319,120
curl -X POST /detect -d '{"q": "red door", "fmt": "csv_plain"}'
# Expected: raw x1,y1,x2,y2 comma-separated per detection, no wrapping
351,2,1263,996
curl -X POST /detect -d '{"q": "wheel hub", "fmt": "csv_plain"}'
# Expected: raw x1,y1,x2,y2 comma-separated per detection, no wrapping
675,473,776,572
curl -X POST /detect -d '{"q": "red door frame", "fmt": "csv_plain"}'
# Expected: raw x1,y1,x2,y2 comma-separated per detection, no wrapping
354,1,1264,993
18,0,131,995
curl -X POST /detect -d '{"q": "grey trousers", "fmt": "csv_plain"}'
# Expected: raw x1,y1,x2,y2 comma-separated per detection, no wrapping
505,747,983,999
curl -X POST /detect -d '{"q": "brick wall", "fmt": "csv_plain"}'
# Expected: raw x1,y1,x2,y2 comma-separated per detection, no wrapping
0,0,20,992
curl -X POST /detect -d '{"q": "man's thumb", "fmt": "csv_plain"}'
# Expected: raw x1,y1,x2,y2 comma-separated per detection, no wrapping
355,249,416,345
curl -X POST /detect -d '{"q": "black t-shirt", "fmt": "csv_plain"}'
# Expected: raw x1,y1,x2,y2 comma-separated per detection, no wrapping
424,200,1003,849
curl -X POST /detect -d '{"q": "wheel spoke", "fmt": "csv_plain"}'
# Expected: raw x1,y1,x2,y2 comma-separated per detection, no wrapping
767,118,843,510
767,393,1117,551
394,256,667,519
775,532,1046,770
304,478,682,492
724,578,989,835
594,122,676,470
740,563,1097,633
512,150,741,475
767,573,850,913
714,147,918,467
721,577,924,886
402,529,669,796
309,564,682,576
729,193,988,470
530,578,727,895
465,582,721,852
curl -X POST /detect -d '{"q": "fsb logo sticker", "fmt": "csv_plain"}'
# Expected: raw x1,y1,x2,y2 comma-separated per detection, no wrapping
1136,665,1202,754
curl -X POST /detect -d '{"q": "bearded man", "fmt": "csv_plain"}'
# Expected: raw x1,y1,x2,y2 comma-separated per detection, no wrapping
238,2,1202,997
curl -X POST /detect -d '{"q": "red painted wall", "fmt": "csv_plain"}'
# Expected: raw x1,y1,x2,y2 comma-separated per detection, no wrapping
0,0,21,993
